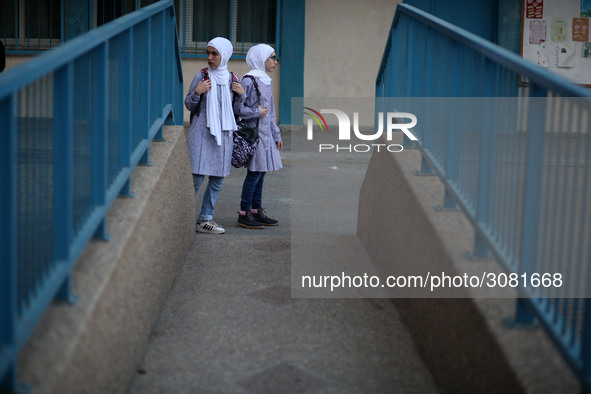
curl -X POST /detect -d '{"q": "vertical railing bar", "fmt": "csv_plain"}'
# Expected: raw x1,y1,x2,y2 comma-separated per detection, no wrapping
573,109,591,348
549,97,569,303
513,83,546,324
472,60,498,257
540,97,556,295
90,43,108,239
52,62,73,263
24,83,32,300
33,77,41,292
0,93,17,392
581,298,591,392
405,21,414,98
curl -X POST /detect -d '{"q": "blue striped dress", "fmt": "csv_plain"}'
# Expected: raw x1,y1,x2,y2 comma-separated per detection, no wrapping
233,76,283,172
184,72,236,177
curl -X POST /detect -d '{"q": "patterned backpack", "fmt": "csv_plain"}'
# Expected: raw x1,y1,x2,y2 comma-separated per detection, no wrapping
231,75,261,168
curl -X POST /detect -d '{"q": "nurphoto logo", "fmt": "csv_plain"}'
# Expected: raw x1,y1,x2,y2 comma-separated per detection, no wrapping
303,107,418,153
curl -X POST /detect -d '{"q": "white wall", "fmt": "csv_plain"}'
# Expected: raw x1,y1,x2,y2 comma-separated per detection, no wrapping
304,0,400,98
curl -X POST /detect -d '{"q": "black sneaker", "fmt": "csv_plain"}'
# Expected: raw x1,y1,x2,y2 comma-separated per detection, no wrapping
237,211,264,229
251,208,278,226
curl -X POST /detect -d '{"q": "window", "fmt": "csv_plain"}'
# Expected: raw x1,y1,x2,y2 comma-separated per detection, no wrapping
180,0,279,56
1,0,278,55
1,0,61,51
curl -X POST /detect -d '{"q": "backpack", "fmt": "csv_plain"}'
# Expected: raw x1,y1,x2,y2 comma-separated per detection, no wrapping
189,67,240,125
231,75,262,168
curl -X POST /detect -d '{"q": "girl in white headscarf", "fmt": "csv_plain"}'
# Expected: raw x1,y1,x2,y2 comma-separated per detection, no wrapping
185,37,244,234
233,44,282,229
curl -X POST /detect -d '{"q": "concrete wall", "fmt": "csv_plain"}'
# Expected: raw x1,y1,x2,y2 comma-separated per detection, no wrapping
5,55,32,70
304,0,400,98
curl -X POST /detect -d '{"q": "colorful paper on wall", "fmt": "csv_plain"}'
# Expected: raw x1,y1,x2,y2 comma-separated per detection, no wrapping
551,18,569,41
524,45,549,67
526,0,544,18
573,18,589,41
530,20,547,43
583,42,591,57
557,42,576,67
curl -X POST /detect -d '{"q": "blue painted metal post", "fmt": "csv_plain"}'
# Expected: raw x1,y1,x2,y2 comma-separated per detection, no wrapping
140,18,152,166
53,63,74,263
439,41,461,211
53,63,74,305
0,95,17,392
119,29,134,197
513,84,547,324
389,28,397,98
91,43,110,240
417,27,435,176
472,61,499,258
152,11,165,141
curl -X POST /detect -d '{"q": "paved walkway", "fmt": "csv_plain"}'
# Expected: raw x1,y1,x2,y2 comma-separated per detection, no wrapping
127,130,438,393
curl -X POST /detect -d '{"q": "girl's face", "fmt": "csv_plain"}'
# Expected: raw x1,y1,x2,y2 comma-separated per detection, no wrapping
265,52,278,73
206,46,221,69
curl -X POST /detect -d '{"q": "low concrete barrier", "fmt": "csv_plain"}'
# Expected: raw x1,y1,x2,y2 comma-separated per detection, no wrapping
357,142,579,393
18,126,195,393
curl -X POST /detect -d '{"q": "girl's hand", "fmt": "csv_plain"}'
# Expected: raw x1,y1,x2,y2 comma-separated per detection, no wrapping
276,141,283,151
194,80,211,95
231,82,245,95
259,106,269,118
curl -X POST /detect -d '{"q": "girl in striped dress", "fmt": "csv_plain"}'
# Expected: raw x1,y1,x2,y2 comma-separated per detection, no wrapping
233,44,282,229
185,37,244,234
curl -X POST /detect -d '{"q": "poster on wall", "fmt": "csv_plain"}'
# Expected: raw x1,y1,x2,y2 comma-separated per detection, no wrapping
572,18,589,40
521,0,591,85
526,0,544,18
530,20,547,43
551,18,569,41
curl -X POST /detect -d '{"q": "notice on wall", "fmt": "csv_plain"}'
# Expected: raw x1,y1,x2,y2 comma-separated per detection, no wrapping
572,18,589,40
557,42,576,66
524,44,550,66
551,18,569,41
521,0,591,85
526,0,544,18
530,20,548,43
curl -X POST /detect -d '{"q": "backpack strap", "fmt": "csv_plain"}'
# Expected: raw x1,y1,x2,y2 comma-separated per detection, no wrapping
242,75,261,100
190,68,209,124
241,75,262,128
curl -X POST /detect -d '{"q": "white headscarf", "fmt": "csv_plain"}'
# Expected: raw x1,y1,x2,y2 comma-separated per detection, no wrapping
206,37,237,145
244,44,275,86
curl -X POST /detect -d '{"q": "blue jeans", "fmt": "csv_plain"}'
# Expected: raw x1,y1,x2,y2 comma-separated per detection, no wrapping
241,170,266,211
193,174,224,221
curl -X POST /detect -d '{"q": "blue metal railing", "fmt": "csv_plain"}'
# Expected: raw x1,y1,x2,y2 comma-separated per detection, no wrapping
377,4,591,391
0,0,183,390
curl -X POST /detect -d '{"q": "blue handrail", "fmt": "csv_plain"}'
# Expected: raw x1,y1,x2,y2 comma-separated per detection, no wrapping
377,3,591,391
0,0,183,390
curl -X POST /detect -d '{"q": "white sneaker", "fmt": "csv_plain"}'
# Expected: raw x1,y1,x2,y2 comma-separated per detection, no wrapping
196,220,225,234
